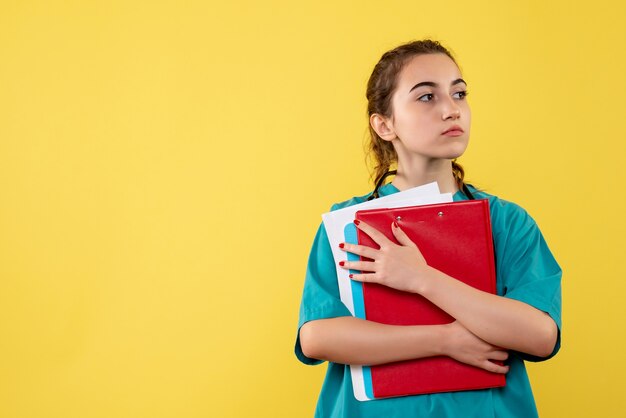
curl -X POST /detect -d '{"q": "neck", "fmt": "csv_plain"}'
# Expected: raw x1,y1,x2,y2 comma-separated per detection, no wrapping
391,157,459,194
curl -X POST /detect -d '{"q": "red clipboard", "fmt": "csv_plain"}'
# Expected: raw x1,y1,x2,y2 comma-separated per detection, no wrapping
355,199,506,398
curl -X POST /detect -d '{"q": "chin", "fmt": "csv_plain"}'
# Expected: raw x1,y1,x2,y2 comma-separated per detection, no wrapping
442,153,466,161
442,144,469,160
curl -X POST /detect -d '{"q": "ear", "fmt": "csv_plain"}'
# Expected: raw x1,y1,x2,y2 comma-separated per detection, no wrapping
370,113,396,142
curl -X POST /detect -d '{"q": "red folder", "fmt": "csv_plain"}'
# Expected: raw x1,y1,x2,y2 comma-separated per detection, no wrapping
355,199,505,398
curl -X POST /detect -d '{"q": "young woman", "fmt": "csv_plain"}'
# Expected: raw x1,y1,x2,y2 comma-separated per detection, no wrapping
295,40,562,417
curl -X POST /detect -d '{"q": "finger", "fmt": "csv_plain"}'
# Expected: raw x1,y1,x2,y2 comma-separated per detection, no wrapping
354,219,393,248
391,221,417,248
339,260,376,272
348,272,378,283
339,242,378,260
481,360,510,374
489,350,509,362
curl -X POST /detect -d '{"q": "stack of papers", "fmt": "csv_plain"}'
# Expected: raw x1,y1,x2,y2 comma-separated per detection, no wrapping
321,182,453,401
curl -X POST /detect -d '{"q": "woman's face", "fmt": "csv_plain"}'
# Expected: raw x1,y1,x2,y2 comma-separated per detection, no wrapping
386,53,471,163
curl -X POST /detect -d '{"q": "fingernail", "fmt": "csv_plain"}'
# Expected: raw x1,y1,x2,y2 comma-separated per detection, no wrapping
339,243,345,249
349,274,353,279
393,221,398,228
339,261,345,266
354,219,360,225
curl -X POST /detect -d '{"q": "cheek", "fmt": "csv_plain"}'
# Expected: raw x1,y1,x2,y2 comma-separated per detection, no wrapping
398,116,429,138
404,111,430,129
463,104,471,122
392,106,432,137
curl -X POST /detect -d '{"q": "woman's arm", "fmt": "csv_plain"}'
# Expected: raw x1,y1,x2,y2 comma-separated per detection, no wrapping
416,267,557,357
341,220,558,358
299,316,510,373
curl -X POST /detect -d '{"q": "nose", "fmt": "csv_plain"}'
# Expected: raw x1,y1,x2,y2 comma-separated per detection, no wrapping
441,96,461,120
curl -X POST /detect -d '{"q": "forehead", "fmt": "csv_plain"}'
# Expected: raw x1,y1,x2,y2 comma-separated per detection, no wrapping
396,53,462,90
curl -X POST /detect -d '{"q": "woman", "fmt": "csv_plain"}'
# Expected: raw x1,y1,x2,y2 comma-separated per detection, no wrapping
295,39,562,417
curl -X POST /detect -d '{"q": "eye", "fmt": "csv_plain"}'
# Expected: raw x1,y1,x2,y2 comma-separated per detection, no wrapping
418,93,434,102
452,90,468,100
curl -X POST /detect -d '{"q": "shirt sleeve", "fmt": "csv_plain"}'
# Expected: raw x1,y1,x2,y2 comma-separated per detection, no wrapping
496,202,563,362
294,221,353,365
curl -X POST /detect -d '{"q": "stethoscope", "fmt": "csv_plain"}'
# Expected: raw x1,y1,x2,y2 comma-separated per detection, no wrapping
367,170,476,201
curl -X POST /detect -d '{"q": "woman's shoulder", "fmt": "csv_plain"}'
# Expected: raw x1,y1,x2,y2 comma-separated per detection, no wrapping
468,186,538,232
328,192,372,212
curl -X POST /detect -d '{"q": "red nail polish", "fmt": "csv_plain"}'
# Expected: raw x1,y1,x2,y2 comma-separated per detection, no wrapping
339,243,345,249
339,261,345,266
354,219,360,225
349,274,353,279
393,221,398,228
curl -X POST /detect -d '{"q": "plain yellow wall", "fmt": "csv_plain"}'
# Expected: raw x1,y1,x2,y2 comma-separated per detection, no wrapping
1,1,625,417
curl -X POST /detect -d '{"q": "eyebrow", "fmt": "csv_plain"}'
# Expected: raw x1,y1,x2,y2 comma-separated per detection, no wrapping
409,78,467,93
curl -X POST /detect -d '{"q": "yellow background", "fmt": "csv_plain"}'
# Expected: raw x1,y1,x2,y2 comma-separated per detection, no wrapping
1,1,624,417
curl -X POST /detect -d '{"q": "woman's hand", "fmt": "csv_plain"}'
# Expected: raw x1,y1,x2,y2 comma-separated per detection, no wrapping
443,321,510,374
339,219,430,294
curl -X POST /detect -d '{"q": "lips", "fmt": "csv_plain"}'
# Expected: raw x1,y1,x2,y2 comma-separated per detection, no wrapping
442,125,464,136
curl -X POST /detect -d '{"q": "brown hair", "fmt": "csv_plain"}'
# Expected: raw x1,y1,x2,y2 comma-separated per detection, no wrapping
365,39,467,191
